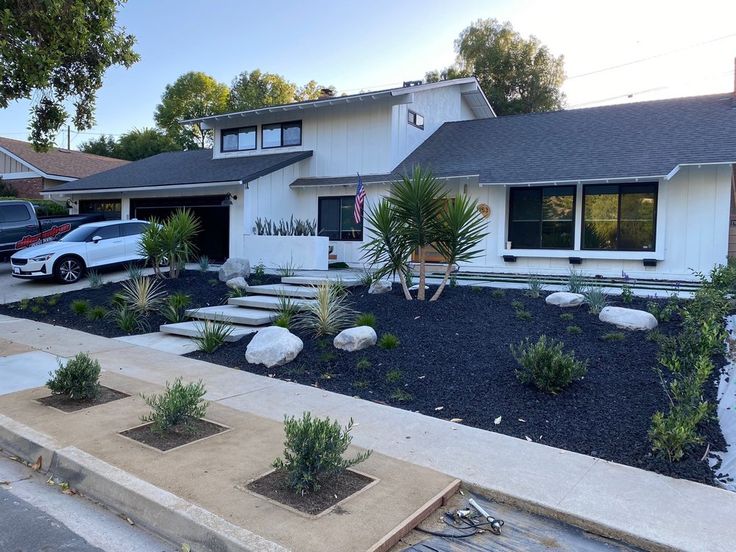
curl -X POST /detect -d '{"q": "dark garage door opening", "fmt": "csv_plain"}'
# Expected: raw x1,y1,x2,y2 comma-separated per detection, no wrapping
130,195,230,262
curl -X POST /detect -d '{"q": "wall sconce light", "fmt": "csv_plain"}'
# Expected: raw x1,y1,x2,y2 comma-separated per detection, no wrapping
221,193,238,206
66,199,78,208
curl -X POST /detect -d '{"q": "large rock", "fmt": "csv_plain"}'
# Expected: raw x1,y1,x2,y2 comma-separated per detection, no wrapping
599,306,658,331
226,276,248,290
246,326,303,367
334,326,377,352
219,258,251,282
368,280,392,294
545,292,585,308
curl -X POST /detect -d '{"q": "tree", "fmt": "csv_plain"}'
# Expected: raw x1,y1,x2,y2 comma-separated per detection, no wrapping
79,135,119,158
296,80,335,102
114,128,179,161
154,72,229,149
426,19,565,115
228,70,297,111
0,0,139,151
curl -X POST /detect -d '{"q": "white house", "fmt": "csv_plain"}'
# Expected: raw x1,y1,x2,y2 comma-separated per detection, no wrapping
44,77,736,282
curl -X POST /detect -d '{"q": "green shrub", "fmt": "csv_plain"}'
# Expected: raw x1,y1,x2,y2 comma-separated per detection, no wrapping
140,378,208,433
378,333,400,349
138,209,201,279
352,380,369,390
251,262,266,284
273,295,299,330
192,320,233,353
356,357,372,370
389,388,412,402
649,403,709,462
110,304,146,334
272,412,371,494
515,309,532,321
566,325,582,335
491,288,505,298
86,305,107,321
511,299,524,310
511,335,587,394
560,312,574,321
17,298,30,311
621,284,634,304
46,352,100,400
70,299,89,315
355,312,376,328
359,269,374,287
584,287,608,315
601,331,625,342
525,275,544,298
161,292,191,323
46,294,61,306
294,282,356,337
226,286,248,299
385,369,403,383
87,269,103,289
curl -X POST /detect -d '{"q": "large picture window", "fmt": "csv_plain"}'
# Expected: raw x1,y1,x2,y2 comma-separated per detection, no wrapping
508,186,576,249
318,196,362,241
582,183,657,251
262,121,302,148
221,126,256,152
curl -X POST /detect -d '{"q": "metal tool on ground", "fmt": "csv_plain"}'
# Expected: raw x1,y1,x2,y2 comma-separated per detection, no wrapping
469,497,504,535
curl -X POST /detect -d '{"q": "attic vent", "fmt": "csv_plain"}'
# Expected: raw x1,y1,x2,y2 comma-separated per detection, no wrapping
403,80,423,88
318,88,335,99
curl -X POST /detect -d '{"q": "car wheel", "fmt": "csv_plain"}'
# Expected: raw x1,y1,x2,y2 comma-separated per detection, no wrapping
54,256,85,284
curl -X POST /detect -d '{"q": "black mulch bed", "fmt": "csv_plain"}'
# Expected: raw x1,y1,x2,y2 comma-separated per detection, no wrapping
36,386,129,412
187,285,727,486
246,469,373,515
0,271,280,338
120,418,226,451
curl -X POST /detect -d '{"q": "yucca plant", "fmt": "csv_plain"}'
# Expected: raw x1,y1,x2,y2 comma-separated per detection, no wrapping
137,221,166,278
121,276,166,314
430,194,487,301
159,209,201,278
274,294,300,329
192,319,233,353
87,269,103,289
567,268,588,294
161,292,191,323
294,282,357,337
584,287,608,315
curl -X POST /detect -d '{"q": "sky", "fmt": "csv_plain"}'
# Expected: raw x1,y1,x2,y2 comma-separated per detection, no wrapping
1,0,735,149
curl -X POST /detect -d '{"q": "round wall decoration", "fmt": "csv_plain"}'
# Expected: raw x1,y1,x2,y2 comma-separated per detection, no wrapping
477,203,491,218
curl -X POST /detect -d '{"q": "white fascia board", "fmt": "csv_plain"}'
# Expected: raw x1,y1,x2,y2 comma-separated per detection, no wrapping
0,171,38,180
480,175,667,187
665,161,736,180
42,180,243,196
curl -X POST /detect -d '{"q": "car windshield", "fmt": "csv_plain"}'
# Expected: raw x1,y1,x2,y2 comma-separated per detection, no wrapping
59,226,96,242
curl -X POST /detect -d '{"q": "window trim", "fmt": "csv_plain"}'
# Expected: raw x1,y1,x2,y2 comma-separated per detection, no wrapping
221,125,257,152
507,185,577,250
581,182,658,252
408,109,424,130
317,196,363,242
261,120,302,149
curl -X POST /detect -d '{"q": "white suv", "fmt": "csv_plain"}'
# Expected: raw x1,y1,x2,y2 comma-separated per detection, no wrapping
10,220,150,283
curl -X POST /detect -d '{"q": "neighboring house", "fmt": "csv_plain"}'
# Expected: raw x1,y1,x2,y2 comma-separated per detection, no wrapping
0,136,128,201
43,78,736,281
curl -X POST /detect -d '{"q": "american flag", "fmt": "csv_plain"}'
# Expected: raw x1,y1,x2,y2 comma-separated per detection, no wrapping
354,174,366,224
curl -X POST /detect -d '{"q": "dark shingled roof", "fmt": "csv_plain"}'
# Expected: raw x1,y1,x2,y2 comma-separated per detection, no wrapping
47,149,313,192
397,93,736,184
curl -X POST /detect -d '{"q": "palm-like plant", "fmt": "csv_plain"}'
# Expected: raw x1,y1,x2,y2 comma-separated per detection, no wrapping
159,208,201,278
137,220,165,277
362,198,413,300
388,167,447,300
430,194,488,301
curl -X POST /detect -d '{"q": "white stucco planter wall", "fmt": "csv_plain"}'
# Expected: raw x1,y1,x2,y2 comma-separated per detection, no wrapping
243,235,329,270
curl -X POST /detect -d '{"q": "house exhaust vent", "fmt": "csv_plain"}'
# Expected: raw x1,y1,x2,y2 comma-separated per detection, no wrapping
403,80,423,88
318,88,335,99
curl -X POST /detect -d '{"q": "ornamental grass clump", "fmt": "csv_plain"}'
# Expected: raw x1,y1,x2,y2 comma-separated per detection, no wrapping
140,378,208,433
274,294,300,329
273,412,371,494
355,312,376,328
584,286,608,315
160,292,191,323
47,352,101,401
120,275,166,314
511,335,587,394
192,319,233,353
295,282,356,337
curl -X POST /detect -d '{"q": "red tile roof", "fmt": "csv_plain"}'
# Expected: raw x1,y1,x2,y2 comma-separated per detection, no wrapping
0,136,129,179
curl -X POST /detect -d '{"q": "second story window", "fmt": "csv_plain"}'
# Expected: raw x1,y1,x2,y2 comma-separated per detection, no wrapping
262,121,302,148
408,110,424,129
221,126,256,152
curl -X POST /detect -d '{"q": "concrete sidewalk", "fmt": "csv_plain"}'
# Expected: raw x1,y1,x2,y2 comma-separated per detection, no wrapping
1,315,735,551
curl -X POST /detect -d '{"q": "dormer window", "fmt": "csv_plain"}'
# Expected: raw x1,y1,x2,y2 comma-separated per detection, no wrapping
262,121,302,149
408,110,424,129
221,126,256,152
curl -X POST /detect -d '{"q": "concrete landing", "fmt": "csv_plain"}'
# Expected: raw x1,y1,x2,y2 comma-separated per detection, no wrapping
114,332,200,355
0,351,64,396
228,295,315,311
244,284,319,298
160,322,256,342
281,276,361,287
185,305,275,326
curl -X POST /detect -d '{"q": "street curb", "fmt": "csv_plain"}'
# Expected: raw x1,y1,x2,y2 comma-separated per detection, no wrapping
0,418,287,552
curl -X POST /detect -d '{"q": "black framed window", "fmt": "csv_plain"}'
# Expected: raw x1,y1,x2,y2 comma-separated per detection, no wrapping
508,186,576,249
582,183,657,251
221,126,256,152
262,121,302,149
318,196,363,241
408,110,424,129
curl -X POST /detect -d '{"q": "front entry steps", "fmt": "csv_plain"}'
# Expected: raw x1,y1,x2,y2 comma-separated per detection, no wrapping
244,284,320,299
184,305,276,326
159,321,256,342
228,295,316,311
281,275,361,287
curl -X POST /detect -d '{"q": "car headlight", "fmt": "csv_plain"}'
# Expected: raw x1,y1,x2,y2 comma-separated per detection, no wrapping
30,254,53,262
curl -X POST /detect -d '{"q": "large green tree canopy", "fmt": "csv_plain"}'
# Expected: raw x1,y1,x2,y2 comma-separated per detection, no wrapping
80,128,179,161
426,19,565,115
228,69,332,112
0,0,139,150
153,71,230,149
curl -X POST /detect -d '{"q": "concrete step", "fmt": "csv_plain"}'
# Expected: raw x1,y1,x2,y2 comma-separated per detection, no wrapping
185,305,275,326
245,284,320,299
159,321,257,342
228,295,316,311
281,276,361,287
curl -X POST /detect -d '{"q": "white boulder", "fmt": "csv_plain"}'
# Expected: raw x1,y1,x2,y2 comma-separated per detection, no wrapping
246,326,303,368
219,257,251,282
333,326,377,352
599,306,658,331
226,276,248,290
368,280,392,294
545,292,585,308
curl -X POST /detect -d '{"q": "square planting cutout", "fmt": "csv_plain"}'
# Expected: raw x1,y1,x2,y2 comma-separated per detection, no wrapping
245,469,376,517
119,419,228,452
36,386,129,413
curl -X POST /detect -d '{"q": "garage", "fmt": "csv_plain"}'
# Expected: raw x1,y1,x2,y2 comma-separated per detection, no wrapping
129,195,230,262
